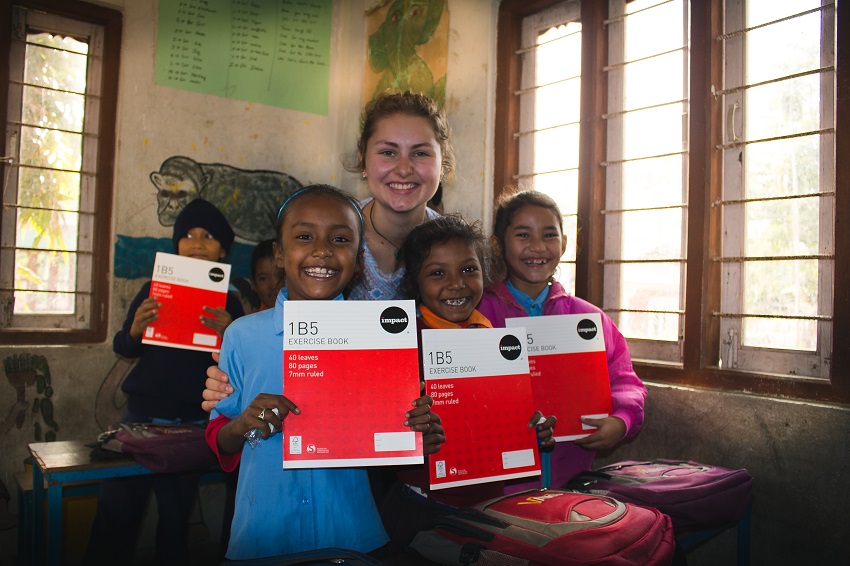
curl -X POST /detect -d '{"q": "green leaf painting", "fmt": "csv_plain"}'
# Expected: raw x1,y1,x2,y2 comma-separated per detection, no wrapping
365,0,448,105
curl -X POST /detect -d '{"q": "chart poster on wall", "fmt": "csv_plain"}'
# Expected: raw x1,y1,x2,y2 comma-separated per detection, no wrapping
155,0,331,115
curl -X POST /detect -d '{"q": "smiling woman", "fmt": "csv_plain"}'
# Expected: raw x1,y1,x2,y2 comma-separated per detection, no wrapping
345,91,456,301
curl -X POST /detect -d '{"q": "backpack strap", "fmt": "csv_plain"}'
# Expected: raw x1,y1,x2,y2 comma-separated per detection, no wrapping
409,530,485,565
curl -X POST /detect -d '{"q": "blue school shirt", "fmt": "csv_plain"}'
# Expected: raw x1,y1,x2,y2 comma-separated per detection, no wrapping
211,289,388,559
506,279,549,317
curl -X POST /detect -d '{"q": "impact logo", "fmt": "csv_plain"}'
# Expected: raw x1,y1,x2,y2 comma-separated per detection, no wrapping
576,318,598,340
208,267,225,283
380,306,409,334
498,334,522,361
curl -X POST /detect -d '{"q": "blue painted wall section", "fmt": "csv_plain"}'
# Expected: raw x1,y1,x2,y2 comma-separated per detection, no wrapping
114,235,254,280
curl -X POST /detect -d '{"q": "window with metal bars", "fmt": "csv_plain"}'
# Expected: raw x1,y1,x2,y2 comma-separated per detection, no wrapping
495,0,848,401
516,1,582,294
602,0,689,362
716,0,834,377
1,1,121,344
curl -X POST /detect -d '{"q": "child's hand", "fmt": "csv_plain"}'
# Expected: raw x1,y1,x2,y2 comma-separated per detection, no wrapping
201,306,232,337
404,382,445,455
530,411,557,450
237,393,300,439
422,413,445,456
217,393,300,455
574,416,626,451
201,352,233,412
129,296,160,340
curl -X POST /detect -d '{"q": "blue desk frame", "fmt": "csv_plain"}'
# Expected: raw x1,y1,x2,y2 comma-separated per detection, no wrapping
28,440,154,566
677,502,753,566
28,440,225,565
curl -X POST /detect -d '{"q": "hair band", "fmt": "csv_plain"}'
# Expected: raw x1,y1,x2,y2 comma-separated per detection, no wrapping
275,188,365,239
276,188,309,223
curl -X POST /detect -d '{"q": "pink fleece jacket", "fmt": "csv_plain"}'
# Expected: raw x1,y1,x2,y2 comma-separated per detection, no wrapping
477,280,647,492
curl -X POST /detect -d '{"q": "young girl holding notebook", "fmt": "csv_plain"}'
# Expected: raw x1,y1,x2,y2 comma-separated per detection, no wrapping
377,214,556,555
206,185,441,560
477,189,647,493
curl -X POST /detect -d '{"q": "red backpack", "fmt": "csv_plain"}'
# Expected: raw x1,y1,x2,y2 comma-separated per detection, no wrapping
409,489,675,566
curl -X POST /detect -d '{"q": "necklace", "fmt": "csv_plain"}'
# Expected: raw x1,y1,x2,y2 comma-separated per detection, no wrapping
369,202,402,250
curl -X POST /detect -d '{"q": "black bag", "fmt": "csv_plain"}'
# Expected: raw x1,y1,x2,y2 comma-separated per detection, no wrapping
97,422,218,473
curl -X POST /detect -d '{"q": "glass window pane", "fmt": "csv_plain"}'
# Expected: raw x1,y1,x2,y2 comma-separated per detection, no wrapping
18,168,81,211
535,80,581,128
743,259,818,317
24,41,88,94
16,209,79,251
13,290,74,315
620,311,680,342
555,262,575,295
14,249,76,291
625,0,684,61
533,170,578,216
620,155,684,209
618,262,682,341
745,10,820,84
746,76,820,140
623,104,685,159
623,52,685,111
621,209,682,261
744,137,820,199
18,126,83,170
533,123,579,172
536,24,581,85
23,85,85,132
13,248,76,315
28,31,89,55
561,214,577,263
742,317,816,351
745,199,819,257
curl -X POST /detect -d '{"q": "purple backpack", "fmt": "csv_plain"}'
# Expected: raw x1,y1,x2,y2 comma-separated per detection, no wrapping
566,459,754,532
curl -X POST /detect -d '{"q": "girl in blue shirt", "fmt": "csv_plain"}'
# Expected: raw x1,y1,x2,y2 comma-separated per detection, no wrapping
208,185,441,560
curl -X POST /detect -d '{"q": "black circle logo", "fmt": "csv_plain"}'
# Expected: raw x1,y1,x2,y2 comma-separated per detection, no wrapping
498,334,522,360
380,306,409,333
577,318,598,340
208,267,225,283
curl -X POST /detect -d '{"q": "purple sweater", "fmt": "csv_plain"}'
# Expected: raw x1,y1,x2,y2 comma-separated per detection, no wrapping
477,280,646,492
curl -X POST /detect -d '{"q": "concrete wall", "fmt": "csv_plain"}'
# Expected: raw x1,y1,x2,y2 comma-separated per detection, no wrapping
596,383,850,564
1,0,848,564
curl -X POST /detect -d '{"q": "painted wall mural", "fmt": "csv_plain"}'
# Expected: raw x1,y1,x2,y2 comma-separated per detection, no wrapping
150,156,303,240
1,354,58,442
114,156,303,280
363,0,449,106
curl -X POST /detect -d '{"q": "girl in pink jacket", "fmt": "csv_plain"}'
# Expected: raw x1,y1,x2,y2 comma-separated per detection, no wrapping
477,190,647,493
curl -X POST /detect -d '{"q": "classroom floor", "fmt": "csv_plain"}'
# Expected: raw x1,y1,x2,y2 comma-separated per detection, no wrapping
0,481,440,566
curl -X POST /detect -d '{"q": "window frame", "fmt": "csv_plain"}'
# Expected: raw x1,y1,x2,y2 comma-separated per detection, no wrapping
716,1,835,378
495,0,850,403
0,0,121,345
